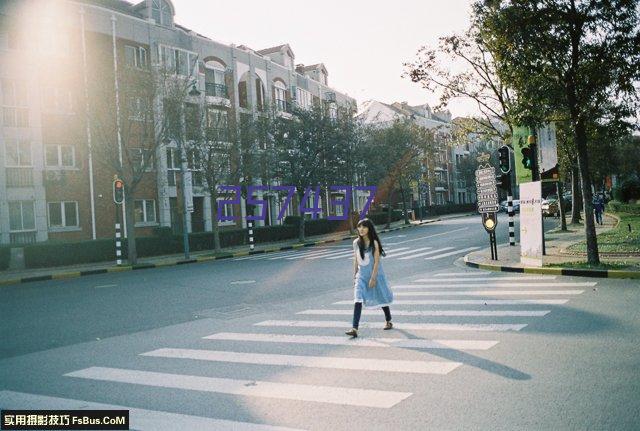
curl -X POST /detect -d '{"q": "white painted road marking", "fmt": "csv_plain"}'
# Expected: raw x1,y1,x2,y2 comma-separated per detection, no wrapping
414,276,558,282
397,247,454,260
385,227,469,245
254,320,527,331
0,391,305,431
395,290,584,296
333,299,569,305
297,309,551,317
141,348,462,375
385,246,432,258
423,247,481,259
230,280,256,285
65,367,412,408
393,282,595,288
203,332,499,350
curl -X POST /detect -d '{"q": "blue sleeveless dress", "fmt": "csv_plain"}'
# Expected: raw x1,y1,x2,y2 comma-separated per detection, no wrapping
353,239,394,308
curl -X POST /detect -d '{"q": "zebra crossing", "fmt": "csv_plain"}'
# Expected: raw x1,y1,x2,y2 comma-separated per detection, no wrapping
5,271,595,429
232,244,481,262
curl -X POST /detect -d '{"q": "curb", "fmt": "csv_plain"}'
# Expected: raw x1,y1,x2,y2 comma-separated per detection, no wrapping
463,255,640,279
0,215,452,287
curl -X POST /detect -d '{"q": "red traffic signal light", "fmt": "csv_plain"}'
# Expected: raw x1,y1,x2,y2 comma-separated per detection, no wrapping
113,179,125,204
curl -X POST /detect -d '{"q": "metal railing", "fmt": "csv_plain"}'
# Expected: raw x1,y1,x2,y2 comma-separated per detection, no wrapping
275,99,291,113
10,231,36,245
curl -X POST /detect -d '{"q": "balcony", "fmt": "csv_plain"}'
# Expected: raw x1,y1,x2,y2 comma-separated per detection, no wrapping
205,83,231,107
6,167,34,188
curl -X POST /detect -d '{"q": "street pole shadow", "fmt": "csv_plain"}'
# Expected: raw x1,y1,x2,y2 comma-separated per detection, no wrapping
391,328,532,381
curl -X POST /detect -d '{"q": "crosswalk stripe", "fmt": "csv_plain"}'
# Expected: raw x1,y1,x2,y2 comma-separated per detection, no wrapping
0,390,305,431
64,367,412,408
393,283,594,288
424,247,481,259
397,247,455,260
141,348,462,375
254,320,527,331
395,290,584,296
384,246,432,258
234,250,296,261
268,250,312,260
312,250,357,260
296,309,551,317
203,332,499,350
324,247,411,260
284,250,341,260
433,272,491,277
414,276,558,282
333,299,569,305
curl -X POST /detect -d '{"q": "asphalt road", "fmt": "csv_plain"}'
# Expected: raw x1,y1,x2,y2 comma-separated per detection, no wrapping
1,214,639,430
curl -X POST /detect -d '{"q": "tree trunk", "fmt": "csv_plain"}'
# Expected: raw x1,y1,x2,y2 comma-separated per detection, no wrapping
557,181,567,231
124,192,137,265
211,191,221,253
574,119,599,264
400,184,409,225
570,166,582,224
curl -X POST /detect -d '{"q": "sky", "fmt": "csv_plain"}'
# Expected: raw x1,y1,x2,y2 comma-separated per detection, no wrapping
171,0,478,117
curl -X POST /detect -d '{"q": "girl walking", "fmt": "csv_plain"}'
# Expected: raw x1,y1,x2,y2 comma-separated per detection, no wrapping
345,218,394,337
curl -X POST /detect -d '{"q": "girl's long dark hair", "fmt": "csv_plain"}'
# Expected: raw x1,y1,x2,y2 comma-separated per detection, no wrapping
356,218,386,260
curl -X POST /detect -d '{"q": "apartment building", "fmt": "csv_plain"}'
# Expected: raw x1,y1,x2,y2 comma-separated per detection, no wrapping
0,0,356,245
357,99,456,207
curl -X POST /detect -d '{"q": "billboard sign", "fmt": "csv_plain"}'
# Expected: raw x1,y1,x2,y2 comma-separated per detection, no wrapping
537,122,559,182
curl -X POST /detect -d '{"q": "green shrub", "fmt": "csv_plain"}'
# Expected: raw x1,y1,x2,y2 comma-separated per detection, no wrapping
0,246,10,271
608,201,640,215
613,178,640,203
24,239,116,268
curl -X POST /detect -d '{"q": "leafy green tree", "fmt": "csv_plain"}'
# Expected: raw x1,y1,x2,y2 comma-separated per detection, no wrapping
474,0,640,264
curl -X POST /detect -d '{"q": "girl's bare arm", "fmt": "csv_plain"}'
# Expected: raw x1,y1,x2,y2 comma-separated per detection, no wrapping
353,247,358,277
371,240,381,278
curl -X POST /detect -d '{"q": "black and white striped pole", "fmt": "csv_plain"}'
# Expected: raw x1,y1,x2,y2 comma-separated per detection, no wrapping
507,195,515,246
113,176,125,265
498,145,516,246
248,220,254,251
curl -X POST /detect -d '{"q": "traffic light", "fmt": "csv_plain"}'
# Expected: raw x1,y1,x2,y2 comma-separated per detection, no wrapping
521,146,533,170
498,145,510,174
113,178,125,204
497,173,510,191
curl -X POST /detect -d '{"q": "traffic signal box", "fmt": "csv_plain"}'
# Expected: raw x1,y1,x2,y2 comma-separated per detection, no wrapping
513,125,534,184
113,178,125,204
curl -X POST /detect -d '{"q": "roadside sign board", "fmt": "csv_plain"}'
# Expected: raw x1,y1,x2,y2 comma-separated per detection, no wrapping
475,167,499,213
537,122,559,182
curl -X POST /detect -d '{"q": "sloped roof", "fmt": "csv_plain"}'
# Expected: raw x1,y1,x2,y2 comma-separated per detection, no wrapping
257,44,295,59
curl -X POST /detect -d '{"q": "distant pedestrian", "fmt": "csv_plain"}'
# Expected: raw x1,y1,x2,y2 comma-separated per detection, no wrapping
594,196,604,225
345,218,394,337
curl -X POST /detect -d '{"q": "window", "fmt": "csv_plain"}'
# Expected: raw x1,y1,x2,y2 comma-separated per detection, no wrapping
48,201,78,228
124,45,147,69
185,103,200,140
274,81,287,111
5,139,31,166
45,144,75,168
187,149,203,187
238,79,248,108
204,60,227,97
166,147,180,186
152,0,172,26
296,87,312,110
2,79,29,127
129,148,154,171
42,87,73,113
8,201,35,231
328,102,338,120
159,46,196,76
217,199,234,221
127,96,149,121
134,199,156,224
206,107,228,140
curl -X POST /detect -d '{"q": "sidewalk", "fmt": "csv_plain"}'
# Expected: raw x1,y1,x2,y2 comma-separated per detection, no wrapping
0,212,475,286
464,214,640,278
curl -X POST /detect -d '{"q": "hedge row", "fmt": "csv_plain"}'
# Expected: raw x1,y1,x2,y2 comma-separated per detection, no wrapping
607,201,640,215
0,247,10,271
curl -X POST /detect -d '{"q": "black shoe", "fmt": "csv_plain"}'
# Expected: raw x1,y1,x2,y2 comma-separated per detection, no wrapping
383,321,393,330
345,328,358,337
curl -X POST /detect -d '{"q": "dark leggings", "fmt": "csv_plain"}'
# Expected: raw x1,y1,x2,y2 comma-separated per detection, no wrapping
352,302,391,329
